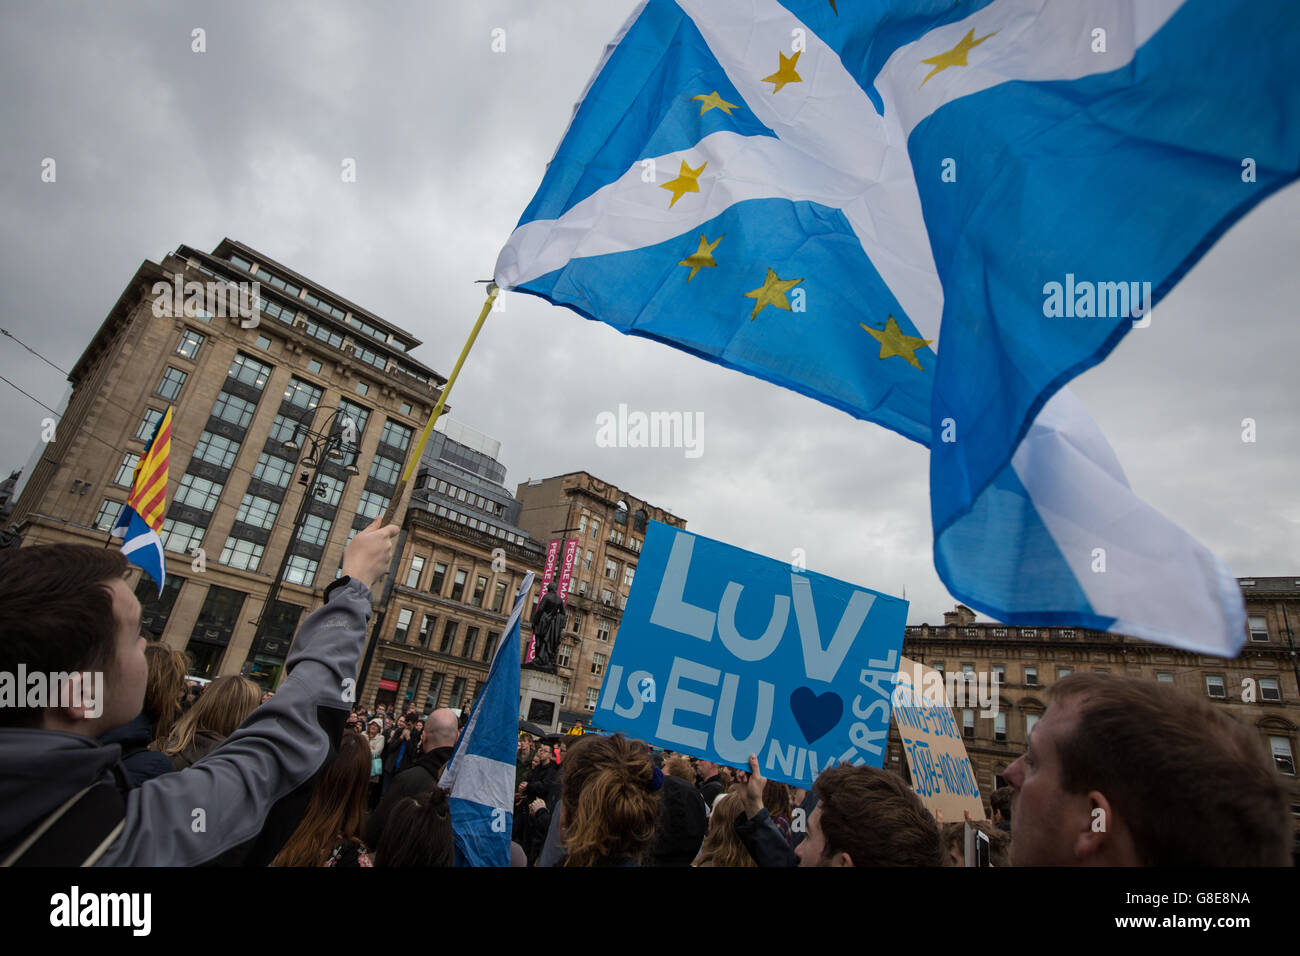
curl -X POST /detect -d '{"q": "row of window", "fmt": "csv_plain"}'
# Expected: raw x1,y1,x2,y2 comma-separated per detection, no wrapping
957,709,1021,743
429,503,526,544
431,478,505,517
379,664,471,713
571,578,628,609
391,609,501,663
932,661,1286,701
402,557,508,612
559,613,613,645
913,615,1275,643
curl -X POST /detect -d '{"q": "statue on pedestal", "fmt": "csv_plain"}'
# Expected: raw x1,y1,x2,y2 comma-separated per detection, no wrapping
527,582,566,674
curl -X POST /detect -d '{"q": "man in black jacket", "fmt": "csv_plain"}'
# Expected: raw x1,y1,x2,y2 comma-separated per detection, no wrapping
365,708,460,850
381,714,420,793
518,744,560,864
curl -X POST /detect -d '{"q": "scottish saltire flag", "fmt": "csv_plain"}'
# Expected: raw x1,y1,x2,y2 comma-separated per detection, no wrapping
440,571,535,866
496,0,1300,656
111,405,173,596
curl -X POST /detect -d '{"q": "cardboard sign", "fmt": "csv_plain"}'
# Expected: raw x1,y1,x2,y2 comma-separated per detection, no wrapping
891,656,985,821
595,522,907,788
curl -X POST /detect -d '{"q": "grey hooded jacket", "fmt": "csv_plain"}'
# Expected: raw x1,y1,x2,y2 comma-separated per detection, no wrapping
0,577,372,866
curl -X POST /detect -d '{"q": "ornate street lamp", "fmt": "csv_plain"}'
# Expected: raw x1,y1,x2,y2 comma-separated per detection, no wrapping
244,407,364,688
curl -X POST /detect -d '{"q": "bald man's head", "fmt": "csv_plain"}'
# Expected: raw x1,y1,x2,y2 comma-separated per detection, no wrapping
422,708,460,752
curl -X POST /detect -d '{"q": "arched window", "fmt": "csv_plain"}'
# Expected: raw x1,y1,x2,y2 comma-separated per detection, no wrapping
614,500,628,526
633,507,648,532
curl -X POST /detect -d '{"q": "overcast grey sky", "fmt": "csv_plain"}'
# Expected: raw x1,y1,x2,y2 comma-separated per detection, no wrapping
1,1,1296,625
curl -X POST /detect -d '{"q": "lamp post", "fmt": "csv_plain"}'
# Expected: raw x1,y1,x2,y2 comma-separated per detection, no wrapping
245,407,361,690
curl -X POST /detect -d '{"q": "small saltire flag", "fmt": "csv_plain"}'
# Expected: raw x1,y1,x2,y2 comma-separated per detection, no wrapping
440,570,535,866
111,406,173,596
496,0,1300,656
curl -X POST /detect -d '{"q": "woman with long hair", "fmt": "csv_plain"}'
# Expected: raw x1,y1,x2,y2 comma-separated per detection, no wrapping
560,733,661,867
373,788,455,867
271,730,374,867
155,674,261,770
693,787,758,867
143,643,190,746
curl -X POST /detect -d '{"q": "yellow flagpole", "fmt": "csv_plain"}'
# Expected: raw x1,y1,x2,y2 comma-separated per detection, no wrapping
381,284,499,526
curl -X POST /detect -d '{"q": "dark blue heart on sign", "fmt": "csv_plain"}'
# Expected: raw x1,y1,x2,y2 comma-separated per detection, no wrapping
790,687,843,745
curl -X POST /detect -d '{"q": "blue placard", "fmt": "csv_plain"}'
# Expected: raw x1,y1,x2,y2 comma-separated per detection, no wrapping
596,521,907,788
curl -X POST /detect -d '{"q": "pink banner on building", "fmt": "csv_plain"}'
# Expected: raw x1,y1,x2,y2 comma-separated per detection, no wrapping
556,538,580,605
527,539,562,662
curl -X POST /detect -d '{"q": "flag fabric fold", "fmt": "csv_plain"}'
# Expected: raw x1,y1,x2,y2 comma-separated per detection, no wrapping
496,0,1299,656
440,571,536,866
111,405,173,596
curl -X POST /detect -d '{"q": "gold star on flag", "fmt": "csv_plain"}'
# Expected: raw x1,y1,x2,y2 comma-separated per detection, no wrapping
678,233,723,282
920,28,998,87
763,50,803,94
691,91,739,116
660,160,707,207
860,315,932,370
745,268,803,320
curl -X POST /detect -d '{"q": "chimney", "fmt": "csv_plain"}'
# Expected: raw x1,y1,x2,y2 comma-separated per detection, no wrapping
945,604,976,627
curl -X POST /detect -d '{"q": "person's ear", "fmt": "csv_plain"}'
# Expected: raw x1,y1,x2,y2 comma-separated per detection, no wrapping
54,671,105,723
833,850,853,867
1072,790,1118,863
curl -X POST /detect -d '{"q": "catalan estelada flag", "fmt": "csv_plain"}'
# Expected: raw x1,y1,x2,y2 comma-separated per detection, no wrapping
111,405,172,596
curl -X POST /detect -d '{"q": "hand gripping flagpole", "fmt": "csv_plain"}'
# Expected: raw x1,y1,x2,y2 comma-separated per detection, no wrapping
381,283,499,527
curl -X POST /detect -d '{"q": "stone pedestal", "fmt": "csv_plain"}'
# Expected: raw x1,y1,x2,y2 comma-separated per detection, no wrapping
520,668,565,735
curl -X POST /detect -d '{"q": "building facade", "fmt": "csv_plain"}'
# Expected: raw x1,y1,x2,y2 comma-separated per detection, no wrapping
889,579,1300,841
358,420,546,714
10,239,444,688
513,472,686,729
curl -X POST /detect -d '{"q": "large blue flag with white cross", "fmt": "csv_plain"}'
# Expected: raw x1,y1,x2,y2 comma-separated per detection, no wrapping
496,0,1299,656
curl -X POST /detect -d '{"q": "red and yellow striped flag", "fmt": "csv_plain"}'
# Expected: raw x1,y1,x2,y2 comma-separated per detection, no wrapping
126,406,173,533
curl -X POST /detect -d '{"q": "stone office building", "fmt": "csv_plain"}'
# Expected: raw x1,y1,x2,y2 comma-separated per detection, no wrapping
358,420,546,714
9,239,443,688
890,579,1300,841
513,472,687,730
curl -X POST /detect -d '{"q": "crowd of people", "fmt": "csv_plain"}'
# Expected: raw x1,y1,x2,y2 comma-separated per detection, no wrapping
0,525,1295,867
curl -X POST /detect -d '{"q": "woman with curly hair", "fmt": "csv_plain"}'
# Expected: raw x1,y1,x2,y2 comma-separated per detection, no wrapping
560,733,661,867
